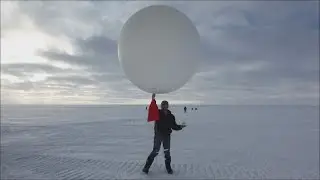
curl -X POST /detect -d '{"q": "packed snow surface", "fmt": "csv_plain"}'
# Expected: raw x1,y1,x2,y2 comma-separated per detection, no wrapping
1,105,319,179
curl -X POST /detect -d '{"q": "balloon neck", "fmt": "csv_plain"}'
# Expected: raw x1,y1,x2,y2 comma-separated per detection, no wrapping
151,88,158,94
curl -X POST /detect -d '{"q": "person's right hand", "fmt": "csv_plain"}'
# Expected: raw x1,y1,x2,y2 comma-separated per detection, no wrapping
152,93,156,99
181,122,187,128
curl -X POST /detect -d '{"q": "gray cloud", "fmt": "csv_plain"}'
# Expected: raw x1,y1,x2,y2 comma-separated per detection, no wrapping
2,81,35,91
46,75,97,86
192,1,319,105
38,35,120,74
76,36,118,55
1,63,64,73
1,63,67,78
1,1,319,105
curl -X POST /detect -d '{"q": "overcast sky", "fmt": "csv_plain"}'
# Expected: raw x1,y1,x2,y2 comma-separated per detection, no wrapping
1,1,319,105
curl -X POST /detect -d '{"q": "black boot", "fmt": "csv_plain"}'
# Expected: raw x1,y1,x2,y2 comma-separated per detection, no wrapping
164,149,173,174
142,167,149,174
142,157,154,174
165,160,173,174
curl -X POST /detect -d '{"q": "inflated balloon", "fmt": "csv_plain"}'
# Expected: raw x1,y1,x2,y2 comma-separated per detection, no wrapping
118,5,201,94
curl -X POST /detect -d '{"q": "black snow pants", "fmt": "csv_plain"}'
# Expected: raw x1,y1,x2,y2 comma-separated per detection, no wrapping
143,132,171,170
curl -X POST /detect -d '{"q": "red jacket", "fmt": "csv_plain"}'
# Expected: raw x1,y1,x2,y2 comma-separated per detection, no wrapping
147,99,159,122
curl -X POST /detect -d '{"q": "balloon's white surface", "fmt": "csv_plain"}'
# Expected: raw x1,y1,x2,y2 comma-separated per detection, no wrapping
118,5,201,94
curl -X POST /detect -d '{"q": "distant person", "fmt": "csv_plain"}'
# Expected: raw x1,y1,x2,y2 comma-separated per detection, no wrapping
146,106,148,110
143,94,186,174
184,106,187,113
195,107,197,110
191,108,193,111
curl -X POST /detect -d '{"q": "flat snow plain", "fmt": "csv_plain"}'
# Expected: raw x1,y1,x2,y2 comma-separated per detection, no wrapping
1,105,319,179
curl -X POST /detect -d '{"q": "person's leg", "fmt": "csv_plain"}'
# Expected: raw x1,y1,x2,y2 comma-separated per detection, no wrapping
143,133,162,172
162,134,172,173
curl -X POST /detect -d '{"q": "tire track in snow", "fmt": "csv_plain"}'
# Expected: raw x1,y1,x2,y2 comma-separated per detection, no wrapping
181,163,188,176
125,161,143,177
6,153,270,179
207,165,215,179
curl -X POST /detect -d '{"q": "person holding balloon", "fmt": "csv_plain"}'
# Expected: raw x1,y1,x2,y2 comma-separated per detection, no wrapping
142,93,187,174
118,4,201,175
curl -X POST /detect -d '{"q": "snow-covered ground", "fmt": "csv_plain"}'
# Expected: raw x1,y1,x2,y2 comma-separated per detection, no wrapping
1,105,319,179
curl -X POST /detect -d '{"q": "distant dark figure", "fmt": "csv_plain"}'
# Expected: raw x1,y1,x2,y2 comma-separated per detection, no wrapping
184,106,187,113
191,108,193,111
195,107,197,110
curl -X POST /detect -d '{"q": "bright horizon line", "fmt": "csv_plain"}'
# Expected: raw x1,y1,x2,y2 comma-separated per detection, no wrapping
1,103,318,106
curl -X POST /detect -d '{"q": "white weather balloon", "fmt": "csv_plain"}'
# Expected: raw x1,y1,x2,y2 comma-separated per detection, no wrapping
118,5,201,94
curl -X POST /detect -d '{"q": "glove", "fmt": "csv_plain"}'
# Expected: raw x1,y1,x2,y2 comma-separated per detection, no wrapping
180,122,187,128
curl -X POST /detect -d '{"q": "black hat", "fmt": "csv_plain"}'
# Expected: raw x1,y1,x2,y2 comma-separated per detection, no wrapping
161,100,169,106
